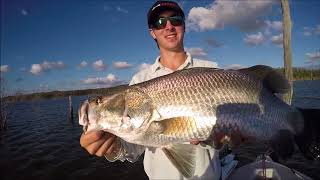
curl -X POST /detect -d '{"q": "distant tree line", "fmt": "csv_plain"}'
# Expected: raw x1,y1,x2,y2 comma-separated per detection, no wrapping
277,67,320,80
2,84,129,103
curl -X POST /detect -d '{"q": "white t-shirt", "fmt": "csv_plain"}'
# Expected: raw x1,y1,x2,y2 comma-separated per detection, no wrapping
112,52,223,180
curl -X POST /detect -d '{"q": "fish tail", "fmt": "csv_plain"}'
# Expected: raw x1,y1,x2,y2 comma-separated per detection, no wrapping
295,108,320,161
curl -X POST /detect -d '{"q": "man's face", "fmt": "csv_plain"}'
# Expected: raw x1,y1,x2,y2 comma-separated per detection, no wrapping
150,11,185,51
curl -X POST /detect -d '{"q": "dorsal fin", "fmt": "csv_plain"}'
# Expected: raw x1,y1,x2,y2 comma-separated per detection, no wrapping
239,65,290,93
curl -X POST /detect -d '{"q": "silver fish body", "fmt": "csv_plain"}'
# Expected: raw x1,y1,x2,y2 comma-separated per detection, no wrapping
79,66,303,148
79,66,306,178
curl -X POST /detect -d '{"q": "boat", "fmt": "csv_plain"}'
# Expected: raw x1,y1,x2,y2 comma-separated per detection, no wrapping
227,155,312,180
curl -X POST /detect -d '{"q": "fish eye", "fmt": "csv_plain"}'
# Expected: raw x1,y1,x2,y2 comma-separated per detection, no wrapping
95,96,103,105
89,96,102,106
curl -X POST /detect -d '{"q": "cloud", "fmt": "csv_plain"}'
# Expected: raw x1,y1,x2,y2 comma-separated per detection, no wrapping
185,47,207,58
0,65,9,73
222,64,247,69
92,60,106,71
186,0,276,32
303,31,312,36
77,61,88,69
271,33,283,46
30,64,42,75
39,83,49,89
30,61,66,75
306,51,320,62
113,61,133,69
204,37,223,48
265,20,283,32
244,32,265,46
82,74,124,87
303,25,320,36
239,20,282,47
21,9,29,16
116,6,128,13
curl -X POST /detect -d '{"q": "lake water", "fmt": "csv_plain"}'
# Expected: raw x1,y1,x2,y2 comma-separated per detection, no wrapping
1,80,319,180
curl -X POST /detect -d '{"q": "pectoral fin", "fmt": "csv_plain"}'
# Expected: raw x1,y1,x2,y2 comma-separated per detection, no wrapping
149,116,200,138
162,144,196,178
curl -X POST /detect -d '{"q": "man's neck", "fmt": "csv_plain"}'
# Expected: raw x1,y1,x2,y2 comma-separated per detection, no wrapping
159,50,187,71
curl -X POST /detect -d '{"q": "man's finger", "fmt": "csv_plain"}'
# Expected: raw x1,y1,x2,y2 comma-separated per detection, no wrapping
95,135,116,157
85,133,111,155
80,131,104,147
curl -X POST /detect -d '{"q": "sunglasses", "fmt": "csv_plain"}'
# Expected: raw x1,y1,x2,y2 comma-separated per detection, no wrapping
152,16,184,29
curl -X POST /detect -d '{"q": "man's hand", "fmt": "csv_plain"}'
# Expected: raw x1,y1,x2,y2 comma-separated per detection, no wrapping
80,131,118,157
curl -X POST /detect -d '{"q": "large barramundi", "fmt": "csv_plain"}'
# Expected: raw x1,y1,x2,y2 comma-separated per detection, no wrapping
79,65,319,178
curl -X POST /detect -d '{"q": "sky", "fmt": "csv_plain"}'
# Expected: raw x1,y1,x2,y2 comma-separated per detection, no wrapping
1,0,320,95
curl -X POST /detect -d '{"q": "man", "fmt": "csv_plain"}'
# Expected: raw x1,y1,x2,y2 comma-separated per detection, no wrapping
80,1,237,179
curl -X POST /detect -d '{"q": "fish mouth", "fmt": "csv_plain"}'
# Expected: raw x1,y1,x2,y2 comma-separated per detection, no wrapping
78,99,108,133
79,100,89,132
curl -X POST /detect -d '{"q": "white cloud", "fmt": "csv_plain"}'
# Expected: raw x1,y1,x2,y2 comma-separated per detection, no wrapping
39,83,49,89
106,74,116,81
21,9,29,16
265,20,283,32
264,20,282,35
43,61,65,69
82,73,123,87
244,32,265,46
271,33,283,46
116,6,128,13
30,64,42,75
306,51,320,62
303,25,320,36
185,47,207,58
30,61,66,75
113,61,133,69
92,60,106,71
303,31,312,36
186,0,276,32
0,65,9,73
138,63,152,72
78,61,88,69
